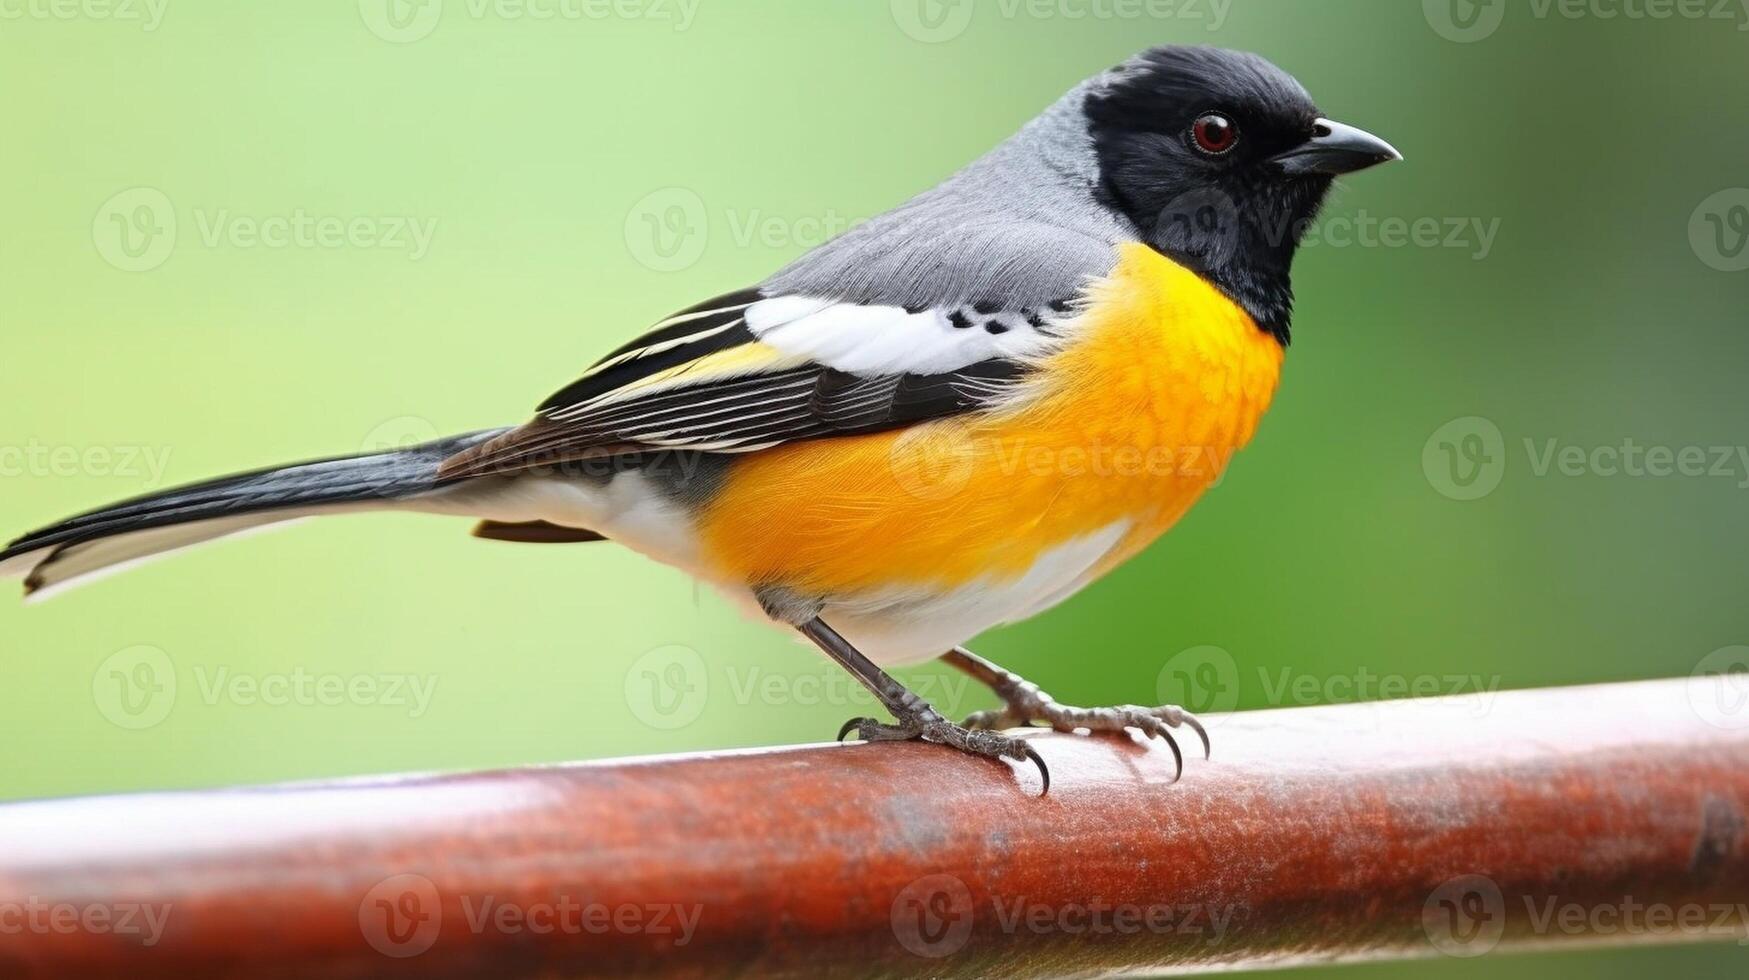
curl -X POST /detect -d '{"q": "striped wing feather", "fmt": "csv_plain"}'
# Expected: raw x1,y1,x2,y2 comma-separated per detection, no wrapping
437,288,1058,481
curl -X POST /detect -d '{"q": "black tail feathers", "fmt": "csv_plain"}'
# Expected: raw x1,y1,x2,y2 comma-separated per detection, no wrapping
0,429,504,599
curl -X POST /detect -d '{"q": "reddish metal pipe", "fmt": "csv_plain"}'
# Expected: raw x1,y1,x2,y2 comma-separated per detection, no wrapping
0,677,1745,978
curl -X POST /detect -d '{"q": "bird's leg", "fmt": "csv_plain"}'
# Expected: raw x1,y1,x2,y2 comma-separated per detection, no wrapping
796,619,1049,792
941,646,1209,780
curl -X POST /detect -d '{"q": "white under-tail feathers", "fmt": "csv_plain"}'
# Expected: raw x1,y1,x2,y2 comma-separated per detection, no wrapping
4,513,324,604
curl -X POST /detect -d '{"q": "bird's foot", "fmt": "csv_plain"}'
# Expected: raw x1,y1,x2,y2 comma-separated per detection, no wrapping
962,674,1209,781
838,703,1050,793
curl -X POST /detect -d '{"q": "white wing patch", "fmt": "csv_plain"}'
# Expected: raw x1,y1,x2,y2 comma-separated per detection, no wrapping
745,297,1064,375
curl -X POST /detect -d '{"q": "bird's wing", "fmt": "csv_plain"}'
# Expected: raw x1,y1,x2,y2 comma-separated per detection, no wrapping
435,283,1087,480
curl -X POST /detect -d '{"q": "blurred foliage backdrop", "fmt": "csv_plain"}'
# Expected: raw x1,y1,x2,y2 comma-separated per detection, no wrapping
3,1,1747,975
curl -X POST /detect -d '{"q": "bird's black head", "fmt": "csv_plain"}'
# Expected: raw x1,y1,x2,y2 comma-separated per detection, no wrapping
1084,46,1399,344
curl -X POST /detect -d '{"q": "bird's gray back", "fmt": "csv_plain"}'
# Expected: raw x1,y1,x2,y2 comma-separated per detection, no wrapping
760,78,1133,310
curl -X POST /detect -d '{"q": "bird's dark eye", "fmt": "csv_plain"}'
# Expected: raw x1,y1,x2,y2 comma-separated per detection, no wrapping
1190,113,1239,155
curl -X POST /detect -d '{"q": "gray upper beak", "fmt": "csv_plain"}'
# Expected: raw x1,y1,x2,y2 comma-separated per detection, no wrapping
1270,118,1402,176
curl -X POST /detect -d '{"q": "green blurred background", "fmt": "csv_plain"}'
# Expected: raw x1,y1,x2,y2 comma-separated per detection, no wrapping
3,0,1746,975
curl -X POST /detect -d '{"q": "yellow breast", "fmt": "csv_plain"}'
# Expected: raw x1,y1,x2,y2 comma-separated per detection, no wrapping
697,243,1284,596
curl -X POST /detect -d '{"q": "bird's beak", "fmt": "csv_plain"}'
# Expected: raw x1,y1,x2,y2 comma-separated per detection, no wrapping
1270,118,1402,175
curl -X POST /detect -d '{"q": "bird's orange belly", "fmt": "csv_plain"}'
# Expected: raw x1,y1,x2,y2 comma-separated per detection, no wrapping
697,244,1284,603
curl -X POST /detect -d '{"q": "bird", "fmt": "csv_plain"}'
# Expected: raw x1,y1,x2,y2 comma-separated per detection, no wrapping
2,45,1398,792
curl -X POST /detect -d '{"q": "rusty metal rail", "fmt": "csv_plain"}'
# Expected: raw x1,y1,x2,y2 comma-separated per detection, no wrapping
0,677,1745,977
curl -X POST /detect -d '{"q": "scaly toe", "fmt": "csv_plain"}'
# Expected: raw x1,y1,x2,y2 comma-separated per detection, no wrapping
1010,701,1203,780
837,717,924,744
919,719,1051,795
963,707,1030,731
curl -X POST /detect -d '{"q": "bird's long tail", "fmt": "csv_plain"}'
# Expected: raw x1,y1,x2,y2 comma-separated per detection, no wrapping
0,429,508,601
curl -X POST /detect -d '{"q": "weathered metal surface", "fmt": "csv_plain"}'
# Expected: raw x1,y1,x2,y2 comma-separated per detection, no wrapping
0,677,1744,978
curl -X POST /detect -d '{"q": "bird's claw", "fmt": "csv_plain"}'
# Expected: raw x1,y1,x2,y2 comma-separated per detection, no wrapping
963,685,1210,782
836,709,1050,794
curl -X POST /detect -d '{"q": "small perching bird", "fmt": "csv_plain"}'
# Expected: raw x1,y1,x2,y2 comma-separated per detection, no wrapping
2,46,1398,791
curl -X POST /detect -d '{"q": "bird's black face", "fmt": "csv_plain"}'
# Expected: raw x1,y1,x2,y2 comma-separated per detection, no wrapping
1084,46,1399,343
